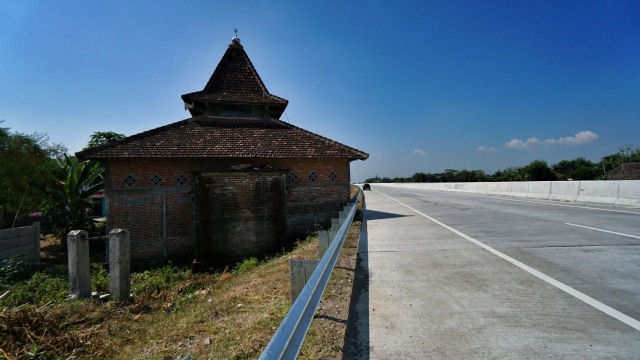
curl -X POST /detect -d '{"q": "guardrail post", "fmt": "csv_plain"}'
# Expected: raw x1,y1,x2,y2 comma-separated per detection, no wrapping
318,231,330,258
328,229,338,242
261,190,361,359
68,230,90,299
260,190,361,359
339,210,346,224
289,259,319,303
109,228,130,301
331,218,339,230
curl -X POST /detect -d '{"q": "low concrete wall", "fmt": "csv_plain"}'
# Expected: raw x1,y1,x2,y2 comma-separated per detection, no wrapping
527,181,551,200
496,182,512,196
0,222,40,262
510,182,530,198
576,181,620,205
370,180,640,207
617,181,640,206
549,181,580,202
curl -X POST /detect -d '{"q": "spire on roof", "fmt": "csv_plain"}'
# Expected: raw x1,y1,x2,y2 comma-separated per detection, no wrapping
180,32,288,119
232,28,240,43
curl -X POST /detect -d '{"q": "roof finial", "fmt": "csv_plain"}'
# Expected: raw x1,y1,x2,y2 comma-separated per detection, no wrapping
231,28,240,44
230,28,242,46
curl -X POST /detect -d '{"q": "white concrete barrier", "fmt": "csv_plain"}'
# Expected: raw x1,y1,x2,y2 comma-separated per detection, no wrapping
485,182,499,195
527,181,551,200
471,182,489,194
548,181,580,202
615,181,640,207
576,181,619,205
510,182,529,198
456,183,470,192
496,182,512,196
369,180,639,207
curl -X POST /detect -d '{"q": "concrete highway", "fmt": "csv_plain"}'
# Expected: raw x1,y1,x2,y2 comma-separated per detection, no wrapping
344,185,640,359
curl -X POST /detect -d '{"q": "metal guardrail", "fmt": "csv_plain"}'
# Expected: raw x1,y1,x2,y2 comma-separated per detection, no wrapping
259,190,361,359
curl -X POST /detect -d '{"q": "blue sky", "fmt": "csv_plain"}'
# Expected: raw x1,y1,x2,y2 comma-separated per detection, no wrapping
1,1,638,182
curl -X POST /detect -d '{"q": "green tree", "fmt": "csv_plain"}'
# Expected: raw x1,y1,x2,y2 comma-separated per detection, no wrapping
552,157,601,180
0,123,66,228
601,145,640,172
411,172,428,182
364,175,382,183
441,169,460,182
83,131,126,150
46,155,104,242
522,160,558,181
491,167,528,182
457,169,487,182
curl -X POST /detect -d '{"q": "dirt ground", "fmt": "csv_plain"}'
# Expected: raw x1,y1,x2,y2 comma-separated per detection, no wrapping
39,235,65,264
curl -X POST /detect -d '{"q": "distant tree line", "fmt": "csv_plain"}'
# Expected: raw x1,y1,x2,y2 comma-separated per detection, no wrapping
364,146,640,183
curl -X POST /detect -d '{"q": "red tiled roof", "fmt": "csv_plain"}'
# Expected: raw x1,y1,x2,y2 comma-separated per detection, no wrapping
76,116,369,161
181,39,288,108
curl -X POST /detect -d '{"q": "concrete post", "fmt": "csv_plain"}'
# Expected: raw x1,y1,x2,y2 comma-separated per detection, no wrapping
109,228,130,301
339,210,346,223
331,218,339,230
67,230,90,299
318,231,330,258
33,222,40,263
289,259,319,303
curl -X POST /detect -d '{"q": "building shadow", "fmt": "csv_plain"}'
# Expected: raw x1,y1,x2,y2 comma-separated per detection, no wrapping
342,197,370,359
365,209,409,221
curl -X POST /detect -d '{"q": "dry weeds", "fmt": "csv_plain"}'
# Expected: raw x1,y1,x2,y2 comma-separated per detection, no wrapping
0,190,363,359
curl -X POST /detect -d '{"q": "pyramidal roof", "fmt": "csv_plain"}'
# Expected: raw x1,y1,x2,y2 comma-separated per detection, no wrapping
181,37,288,117
76,35,368,162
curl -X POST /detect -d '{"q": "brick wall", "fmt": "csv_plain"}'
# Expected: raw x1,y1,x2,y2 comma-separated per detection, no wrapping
106,159,198,259
197,171,286,262
281,158,351,238
105,157,351,260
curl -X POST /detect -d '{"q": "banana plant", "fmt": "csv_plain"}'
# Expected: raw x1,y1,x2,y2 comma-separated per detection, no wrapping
46,155,104,244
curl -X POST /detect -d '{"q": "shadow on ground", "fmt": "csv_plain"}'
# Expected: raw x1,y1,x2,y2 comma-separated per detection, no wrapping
364,209,410,221
343,199,371,359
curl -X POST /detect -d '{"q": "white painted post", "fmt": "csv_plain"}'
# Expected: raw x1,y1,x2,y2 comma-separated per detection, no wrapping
67,230,90,299
109,228,130,301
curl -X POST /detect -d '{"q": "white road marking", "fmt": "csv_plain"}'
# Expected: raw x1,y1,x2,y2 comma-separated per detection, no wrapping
565,223,640,240
376,190,640,331
447,200,473,206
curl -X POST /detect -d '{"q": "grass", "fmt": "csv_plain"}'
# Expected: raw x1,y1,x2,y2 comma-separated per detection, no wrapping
0,186,364,359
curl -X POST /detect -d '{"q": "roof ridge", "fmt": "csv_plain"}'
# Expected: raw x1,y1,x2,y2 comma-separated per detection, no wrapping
271,118,369,159
76,116,368,161
76,118,194,158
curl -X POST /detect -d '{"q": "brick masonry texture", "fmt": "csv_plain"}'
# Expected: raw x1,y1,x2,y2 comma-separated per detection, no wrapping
197,171,286,262
104,157,351,261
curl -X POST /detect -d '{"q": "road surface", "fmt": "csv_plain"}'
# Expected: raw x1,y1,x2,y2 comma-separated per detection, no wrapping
344,186,640,359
